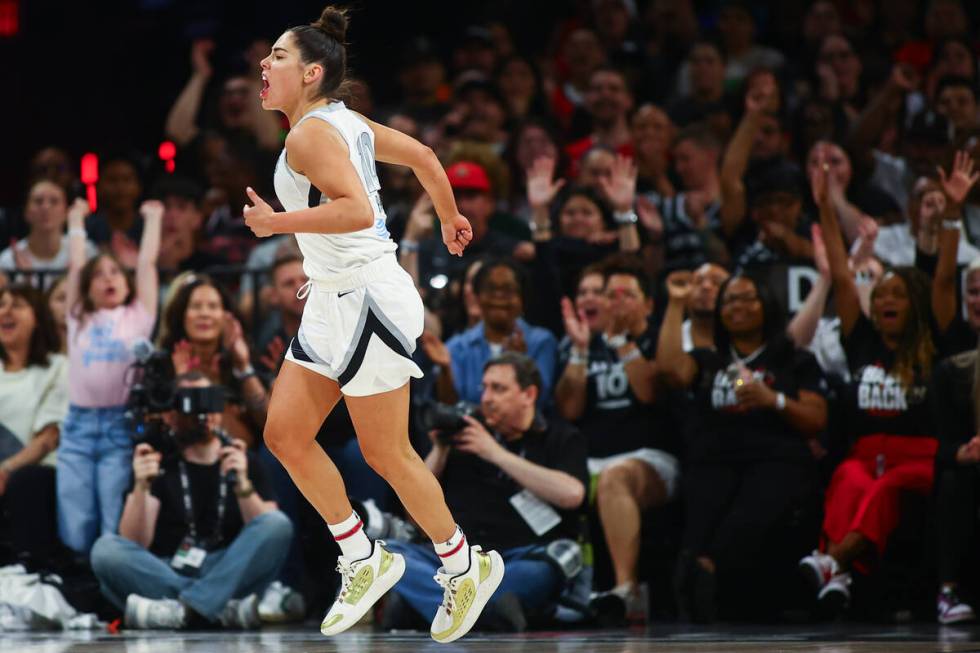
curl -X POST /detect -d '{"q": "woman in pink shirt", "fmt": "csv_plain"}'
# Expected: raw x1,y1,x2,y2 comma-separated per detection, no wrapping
57,197,161,555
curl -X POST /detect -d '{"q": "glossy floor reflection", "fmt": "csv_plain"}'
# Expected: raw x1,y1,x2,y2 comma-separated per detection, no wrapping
5,625,980,653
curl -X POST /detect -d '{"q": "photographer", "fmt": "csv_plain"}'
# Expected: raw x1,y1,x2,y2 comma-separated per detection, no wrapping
90,373,291,630
386,353,588,629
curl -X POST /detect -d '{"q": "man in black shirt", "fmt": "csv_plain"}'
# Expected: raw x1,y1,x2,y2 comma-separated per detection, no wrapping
386,353,588,628
90,374,291,630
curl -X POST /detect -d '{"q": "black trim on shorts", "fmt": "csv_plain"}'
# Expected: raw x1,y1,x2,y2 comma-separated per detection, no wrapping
308,185,322,208
289,337,315,364
337,307,413,387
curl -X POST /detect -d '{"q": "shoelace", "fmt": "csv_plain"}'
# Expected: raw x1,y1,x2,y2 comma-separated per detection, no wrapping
433,574,457,616
335,559,357,603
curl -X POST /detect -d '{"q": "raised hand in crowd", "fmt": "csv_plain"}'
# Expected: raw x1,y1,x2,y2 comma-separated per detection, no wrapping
191,39,215,79
222,312,253,375
938,149,980,208
956,435,980,465
504,324,527,354
527,156,566,211
258,336,287,375
421,331,452,369
404,194,436,242
665,269,693,304
561,297,591,351
597,155,638,214
635,194,664,242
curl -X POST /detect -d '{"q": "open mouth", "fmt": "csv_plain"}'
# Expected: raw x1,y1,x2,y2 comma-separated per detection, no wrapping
582,307,599,320
881,309,899,320
260,74,270,99
0,319,16,333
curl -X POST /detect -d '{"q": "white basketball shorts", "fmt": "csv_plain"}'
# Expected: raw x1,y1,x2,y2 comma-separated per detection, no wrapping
284,254,424,396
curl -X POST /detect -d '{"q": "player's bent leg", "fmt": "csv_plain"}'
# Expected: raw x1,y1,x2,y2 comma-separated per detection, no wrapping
345,384,504,643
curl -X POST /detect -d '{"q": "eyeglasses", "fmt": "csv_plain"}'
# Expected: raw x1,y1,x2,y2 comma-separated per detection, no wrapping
722,293,760,307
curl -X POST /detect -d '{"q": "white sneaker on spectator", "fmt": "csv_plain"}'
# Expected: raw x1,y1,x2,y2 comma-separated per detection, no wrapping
220,593,261,629
258,581,306,623
798,550,839,593
818,571,852,611
124,595,187,630
938,588,976,624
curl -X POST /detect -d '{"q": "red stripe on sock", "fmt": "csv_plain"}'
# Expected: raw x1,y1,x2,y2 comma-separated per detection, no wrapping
333,519,363,542
437,536,466,558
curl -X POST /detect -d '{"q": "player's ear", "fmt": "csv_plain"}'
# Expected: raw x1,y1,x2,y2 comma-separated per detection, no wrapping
304,62,324,86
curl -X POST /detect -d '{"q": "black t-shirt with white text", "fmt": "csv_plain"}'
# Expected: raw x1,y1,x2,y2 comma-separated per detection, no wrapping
687,339,827,463
145,448,275,558
840,313,935,440
557,328,678,459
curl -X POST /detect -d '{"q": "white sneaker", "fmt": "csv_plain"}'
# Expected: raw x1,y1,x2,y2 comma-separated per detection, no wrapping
320,540,405,636
258,581,306,623
220,593,261,629
817,571,852,609
124,595,187,630
938,588,977,624
798,550,839,594
430,545,505,643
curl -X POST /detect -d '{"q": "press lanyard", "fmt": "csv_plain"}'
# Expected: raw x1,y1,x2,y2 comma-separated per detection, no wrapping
178,460,227,545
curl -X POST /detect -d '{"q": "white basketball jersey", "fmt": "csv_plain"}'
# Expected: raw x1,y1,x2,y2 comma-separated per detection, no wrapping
273,101,396,278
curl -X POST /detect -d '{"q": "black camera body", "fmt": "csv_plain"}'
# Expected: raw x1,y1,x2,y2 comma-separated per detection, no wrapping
418,400,481,444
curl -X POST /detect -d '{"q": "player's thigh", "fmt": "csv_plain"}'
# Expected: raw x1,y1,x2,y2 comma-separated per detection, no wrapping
265,360,343,454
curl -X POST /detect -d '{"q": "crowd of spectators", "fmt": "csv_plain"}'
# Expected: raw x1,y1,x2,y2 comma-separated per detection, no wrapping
9,0,980,631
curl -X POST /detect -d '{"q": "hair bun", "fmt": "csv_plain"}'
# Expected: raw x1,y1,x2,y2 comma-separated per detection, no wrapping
312,5,348,43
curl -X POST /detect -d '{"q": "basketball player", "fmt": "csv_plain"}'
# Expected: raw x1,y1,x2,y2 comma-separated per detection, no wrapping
242,5,504,644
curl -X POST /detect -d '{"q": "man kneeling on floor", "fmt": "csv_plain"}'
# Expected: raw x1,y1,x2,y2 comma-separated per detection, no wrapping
90,373,292,630
384,352,589,630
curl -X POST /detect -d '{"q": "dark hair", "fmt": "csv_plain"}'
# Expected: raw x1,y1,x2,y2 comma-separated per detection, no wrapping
73,253,136,318
0,283,60,368
936,75,979,102
552,185,615,233
712,274,790,355
602,253,652,298
25,178,68,205
149,176,204,205
484,351,543,392
158,274,239,351
673,124,722,152
290,5,351,101
872,266,936,387
472,257,530,309
271,253,305,280
689,38,726,63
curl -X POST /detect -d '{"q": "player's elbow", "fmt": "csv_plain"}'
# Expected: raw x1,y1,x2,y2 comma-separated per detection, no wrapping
350,197,375,230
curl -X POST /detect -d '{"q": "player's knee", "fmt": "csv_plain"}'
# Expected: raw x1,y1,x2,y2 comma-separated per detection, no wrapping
360,440,413,478
264,418,299,464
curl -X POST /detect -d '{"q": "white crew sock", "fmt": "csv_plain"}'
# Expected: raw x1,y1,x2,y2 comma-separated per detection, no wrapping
328,511,372,560
433,525,469,575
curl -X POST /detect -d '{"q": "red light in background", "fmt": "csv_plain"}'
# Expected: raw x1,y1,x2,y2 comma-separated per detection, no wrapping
0,0,18,38
158,141,176,160
81,153,99,211
80,153,99,184
158,140,176,174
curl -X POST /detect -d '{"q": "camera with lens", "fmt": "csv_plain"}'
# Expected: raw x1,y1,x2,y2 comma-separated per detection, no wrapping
417,400,481,444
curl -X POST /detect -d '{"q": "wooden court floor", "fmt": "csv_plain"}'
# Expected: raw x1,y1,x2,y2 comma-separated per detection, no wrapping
6,625,980,653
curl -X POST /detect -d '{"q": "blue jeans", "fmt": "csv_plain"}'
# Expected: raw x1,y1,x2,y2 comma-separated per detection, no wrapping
383,541,563,621
90,510,293,621
260,437,392,586
57,405,133,554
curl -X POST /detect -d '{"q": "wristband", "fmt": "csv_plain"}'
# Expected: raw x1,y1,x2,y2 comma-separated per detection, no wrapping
605,333,629,349
232,365,256,381
399,239,420,253
619,348,642,365
942,220,961,231
775,392,786,411
569,348,588,366
68,227,86,238
613,210,639,226
234,480,255,498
